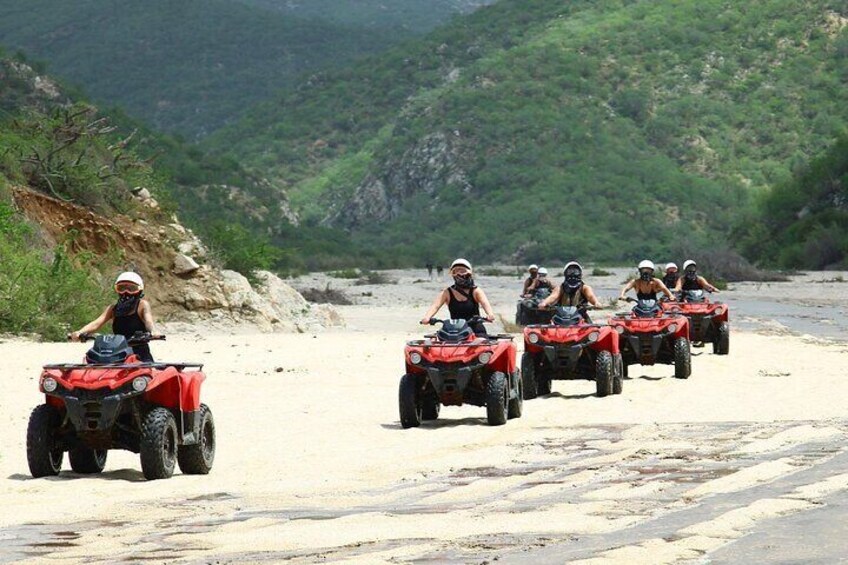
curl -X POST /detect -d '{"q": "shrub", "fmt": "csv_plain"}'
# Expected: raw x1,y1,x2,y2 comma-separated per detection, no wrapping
299,283,353,305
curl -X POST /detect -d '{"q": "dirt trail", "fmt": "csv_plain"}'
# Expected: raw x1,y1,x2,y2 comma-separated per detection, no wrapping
1,271,847,563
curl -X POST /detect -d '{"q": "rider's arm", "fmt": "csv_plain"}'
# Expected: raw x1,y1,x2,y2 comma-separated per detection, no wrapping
539,286,560,308
139,300,159,335
674,278,683,292
699,276,719,292
582,285,602,308
619,279,635,300
473,288,496,322
71,305,114,340
421,290,448,324
655,279,674,300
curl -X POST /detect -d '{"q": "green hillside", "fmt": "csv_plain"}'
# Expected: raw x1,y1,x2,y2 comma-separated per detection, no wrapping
237,0,495,31
736,135,848,269
209,0,848,266
0,0,407,137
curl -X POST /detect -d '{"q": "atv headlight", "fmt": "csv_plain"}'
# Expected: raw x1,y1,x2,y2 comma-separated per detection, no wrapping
587,331,600,343
614,326,625,335
478,351,493,364
42,377,58,393
668,323,678,334
528,332,540,344
132,377,149,392
409,352,422,365
714,306,725,315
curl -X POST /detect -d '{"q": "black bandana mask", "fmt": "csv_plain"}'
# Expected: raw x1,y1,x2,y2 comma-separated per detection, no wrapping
685,269,698,281
564,271,582,292
639,270,653,282
453,274,475,289
114,293,142,317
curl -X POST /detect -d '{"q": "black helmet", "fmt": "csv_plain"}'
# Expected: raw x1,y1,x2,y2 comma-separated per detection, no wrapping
563,261,583,292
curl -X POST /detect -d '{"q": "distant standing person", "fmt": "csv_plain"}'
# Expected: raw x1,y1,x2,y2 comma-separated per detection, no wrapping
436,265,443,277
426,262,434,280
420,258,496,336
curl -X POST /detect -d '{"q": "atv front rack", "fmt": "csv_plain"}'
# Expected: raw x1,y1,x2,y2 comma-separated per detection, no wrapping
43,362,204,371
412,334,513,346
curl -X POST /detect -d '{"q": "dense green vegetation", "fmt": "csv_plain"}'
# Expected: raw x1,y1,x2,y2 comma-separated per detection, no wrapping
238,0,494,31
0,52,289,337
209,0,848,267
736,135,848,269
0,0,411,137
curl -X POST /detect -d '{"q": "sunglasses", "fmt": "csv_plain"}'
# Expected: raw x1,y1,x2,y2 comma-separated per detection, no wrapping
115,282,141,295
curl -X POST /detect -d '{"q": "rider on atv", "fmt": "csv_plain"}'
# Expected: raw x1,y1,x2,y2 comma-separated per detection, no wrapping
662,262,679,291
539,262,603,321
421,258,496,336
522,264,539,295
523,267,553,298
674,260,720,296
69,272,160,362
619,260,675,304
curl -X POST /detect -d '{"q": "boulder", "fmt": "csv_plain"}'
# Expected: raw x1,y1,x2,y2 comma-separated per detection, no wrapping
173,253,200,276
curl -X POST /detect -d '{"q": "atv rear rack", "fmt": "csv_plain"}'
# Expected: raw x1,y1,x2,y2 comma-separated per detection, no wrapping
43,362,204,371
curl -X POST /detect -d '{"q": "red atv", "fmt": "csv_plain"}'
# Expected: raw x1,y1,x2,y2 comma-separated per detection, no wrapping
400,317,522,428
522,306,623,399
609,298,692,379
662,290,730,355
27,332,215,481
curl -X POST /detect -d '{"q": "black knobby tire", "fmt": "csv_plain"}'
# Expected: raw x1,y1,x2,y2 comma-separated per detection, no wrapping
595,351,614,397
538,368,552,396
177,404,215,475
399,374,422,429
486,372,508,426
508,372,523,419
613,354,624,395
27,404,63,478
714,322,730,355
69,448,107,474
674,337,691,379
140,407,178,480
422,397,440,421
521,352,539,400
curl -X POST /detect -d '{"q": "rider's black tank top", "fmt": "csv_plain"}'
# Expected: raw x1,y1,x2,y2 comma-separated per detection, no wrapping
447,287,480,319
112,302,153,362
682,278,702,291
635,281,657,300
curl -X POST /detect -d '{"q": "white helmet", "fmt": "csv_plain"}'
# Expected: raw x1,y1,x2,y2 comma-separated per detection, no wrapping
563,261,583,275
115,271,144,289
538,267,548,275
683,259,697,271
665,262,678,271
638,260,655,272
450,258,472,273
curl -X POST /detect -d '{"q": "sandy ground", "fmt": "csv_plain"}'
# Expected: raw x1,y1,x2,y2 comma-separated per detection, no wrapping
1,269,847,564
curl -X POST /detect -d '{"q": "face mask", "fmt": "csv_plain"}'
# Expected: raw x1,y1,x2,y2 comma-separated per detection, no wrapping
114,292,142,317
639,270,653,282
453,274,474,288
685,269,697,281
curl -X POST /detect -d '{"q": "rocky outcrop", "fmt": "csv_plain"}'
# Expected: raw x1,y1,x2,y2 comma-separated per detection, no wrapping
327,131,472,229
12,187,341,332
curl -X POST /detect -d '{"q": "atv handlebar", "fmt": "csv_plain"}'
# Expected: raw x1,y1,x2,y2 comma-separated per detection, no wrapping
424,316,488,326
71,332,166,344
